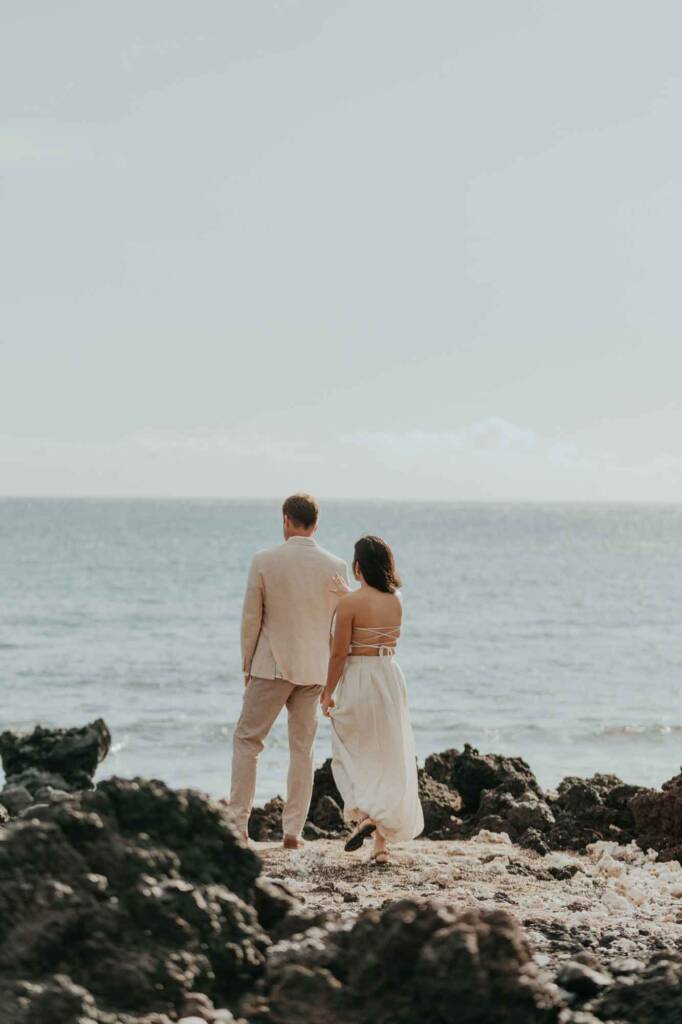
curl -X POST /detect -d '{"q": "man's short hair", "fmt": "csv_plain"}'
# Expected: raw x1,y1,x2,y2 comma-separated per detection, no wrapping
282,492,319,529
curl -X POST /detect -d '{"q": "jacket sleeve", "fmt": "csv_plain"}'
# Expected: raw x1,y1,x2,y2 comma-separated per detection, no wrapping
328,560,352,650
240,555,264,674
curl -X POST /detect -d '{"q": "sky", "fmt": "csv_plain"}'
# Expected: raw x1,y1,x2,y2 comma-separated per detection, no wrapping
1,0,682,501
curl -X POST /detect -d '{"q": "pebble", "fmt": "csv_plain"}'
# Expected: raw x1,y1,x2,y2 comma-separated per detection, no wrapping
475,829,512,845
556,961,612,997
0,784,33,815
487,859,508,875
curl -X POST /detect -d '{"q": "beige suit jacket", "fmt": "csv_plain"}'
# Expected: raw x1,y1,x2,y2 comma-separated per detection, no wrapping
241,536,349,687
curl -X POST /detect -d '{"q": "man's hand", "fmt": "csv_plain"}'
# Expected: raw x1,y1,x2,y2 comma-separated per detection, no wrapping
244,674,250,687
320,688,336,717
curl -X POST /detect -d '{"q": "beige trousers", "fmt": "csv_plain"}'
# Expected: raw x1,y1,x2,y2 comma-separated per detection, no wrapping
229,676,322,838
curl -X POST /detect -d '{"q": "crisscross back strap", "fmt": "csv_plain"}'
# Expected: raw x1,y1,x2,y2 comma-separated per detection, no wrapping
349,625,401,652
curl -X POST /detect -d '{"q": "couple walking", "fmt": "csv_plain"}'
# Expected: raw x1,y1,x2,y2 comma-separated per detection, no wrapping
228,492,423,863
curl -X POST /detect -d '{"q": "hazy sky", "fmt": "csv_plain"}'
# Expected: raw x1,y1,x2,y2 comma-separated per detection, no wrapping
2,1,682,500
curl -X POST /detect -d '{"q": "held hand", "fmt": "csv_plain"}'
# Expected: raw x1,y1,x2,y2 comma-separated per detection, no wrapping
244,674,250,687
329,572,351,598
320,689,336,717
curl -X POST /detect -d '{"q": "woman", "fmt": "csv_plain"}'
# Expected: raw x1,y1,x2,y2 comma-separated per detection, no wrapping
321,535,423,863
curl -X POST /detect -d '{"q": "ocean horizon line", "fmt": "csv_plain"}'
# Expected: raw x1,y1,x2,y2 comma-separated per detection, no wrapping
2,494,682,508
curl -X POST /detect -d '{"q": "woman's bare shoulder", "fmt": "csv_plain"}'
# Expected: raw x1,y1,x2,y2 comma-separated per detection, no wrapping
366,588,402,621
337,591,361,614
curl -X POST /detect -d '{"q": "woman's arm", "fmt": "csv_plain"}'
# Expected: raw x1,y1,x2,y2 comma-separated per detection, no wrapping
321,599,353,716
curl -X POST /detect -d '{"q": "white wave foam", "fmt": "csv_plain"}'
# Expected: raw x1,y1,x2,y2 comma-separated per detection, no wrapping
595,723,682,738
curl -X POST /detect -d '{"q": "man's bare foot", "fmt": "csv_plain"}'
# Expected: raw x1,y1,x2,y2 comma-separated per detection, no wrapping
283,834,305,850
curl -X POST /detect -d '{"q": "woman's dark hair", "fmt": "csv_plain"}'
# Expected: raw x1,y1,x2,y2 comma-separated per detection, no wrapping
353,535,402,594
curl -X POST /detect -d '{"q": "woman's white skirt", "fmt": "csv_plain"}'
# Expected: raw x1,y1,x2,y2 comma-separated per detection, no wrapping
330,655,424,843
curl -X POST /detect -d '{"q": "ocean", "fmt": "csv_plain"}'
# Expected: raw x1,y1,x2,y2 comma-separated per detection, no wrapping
1,498,681,801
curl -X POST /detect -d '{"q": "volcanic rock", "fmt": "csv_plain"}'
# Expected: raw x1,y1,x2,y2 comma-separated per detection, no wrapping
546,774,644,852
421,747,650,855
422,745,554,844
0,775,280,1023
474,787,555,837
586,951,682,1023
556,959,612,999
248,797,284,842
0,784,33,817
250,900,562,1023
630,770,682,863
3,766,74,797
311,794,346,832
302,820,339,840
417,769,462,838
424,744,543,813
306,759,346,834
518,827,551,856
252,877,299,932
0,974,101,1024
0,719,111,790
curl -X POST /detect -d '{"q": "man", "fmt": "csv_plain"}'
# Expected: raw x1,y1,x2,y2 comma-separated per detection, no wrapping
229,493,350,849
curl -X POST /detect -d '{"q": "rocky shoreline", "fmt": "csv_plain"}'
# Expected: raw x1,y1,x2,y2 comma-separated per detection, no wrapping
1,720,681,1023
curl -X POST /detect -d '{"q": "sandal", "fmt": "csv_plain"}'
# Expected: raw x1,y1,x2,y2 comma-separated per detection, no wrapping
344,818,376,852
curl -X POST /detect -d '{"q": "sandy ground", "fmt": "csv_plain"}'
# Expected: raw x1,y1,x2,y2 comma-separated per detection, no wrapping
257,832,682,968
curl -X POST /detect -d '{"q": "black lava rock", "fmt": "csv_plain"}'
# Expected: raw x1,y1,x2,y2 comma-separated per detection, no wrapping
424,744,542,814
0,775,277,1022
417,769,463,839
0,719,111,791
247,900,562,1024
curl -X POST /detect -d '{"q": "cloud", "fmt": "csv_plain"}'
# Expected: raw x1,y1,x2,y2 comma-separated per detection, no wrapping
343,417,682,501
0,429,323,498
0,125,126,169
129,428,321,464
0,131,87,168
0,134,49,165
348,417,591,469
0,418,681,500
